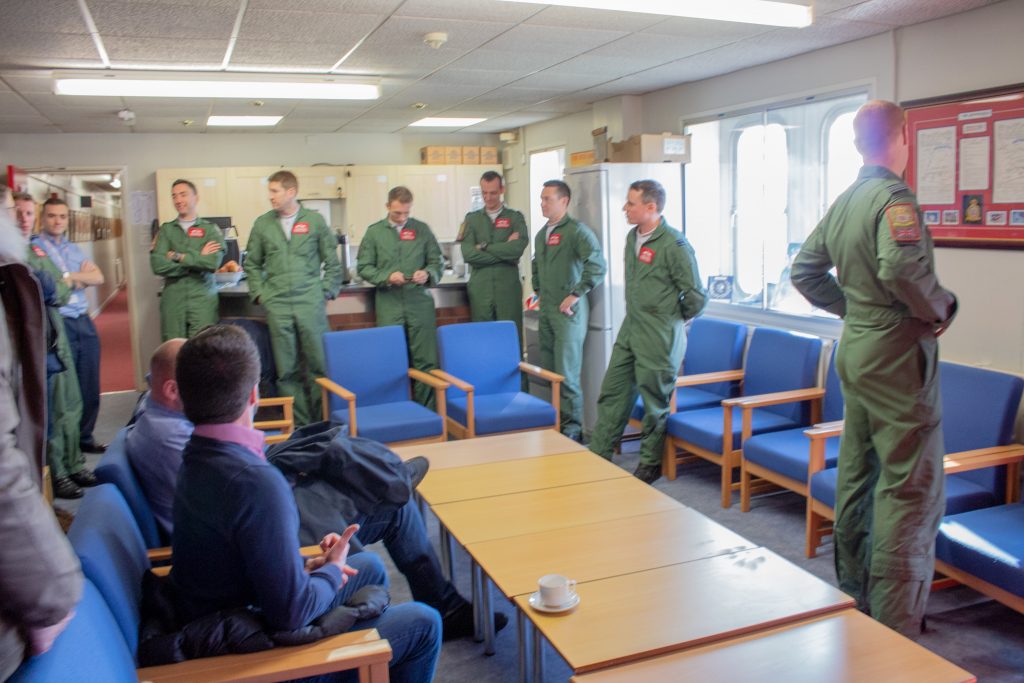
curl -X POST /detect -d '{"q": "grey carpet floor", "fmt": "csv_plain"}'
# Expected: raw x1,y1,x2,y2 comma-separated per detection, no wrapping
63,392,1024,682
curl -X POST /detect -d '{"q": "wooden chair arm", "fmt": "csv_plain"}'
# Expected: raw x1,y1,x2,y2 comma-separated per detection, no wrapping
315,377,356,402
676,369,745,388
430,369,474,393
943,444,1024,473
722,387,826,409
147,546,173,563
804,420,845,440
408,368,449,390
518,362,564,384
257,397,294,408
136,628,391,682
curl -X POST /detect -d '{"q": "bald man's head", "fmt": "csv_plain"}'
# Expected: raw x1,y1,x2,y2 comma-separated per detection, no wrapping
150,338,186,411
853,100,907,169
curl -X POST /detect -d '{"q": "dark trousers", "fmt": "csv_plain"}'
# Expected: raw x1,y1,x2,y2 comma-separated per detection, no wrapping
353,500,465,618
63,314,101,446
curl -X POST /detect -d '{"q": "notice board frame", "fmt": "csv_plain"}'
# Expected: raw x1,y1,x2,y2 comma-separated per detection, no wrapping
903,83,1024,249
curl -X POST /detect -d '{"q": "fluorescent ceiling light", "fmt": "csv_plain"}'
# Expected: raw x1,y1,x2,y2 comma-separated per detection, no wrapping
495,0,812,28
207,115,282,127
55,75,379,100
409,117,487,127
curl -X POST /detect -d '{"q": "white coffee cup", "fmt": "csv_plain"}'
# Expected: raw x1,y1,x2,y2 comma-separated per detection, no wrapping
538,574,576,607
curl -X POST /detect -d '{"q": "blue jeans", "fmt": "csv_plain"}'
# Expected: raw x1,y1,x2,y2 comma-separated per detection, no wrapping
62,314,100,446
303,552,441,683
353,500,465,617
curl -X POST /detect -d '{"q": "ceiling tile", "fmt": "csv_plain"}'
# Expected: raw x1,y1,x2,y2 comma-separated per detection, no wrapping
469,113,553,132
484,24,627,55
395,0,540,23
508,70,610,91
0,73,57,94
89,1,239,39
830,0,999,26
385,83,495,109
641,15,768,41
103,36,226,65
246,0,400,12
0,92,39,116
237,9,382,44
1,0,89,35
446,49,562,74
0,115,62,132
0,32,102,64
422,68,524,88
23,92,124,111
524,6,660,32
228,41,346,70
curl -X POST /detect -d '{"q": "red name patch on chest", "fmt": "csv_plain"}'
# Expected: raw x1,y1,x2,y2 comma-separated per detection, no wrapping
32,245,47,257
495,217,511,229
292,222,310,235
400,229,416,241
187,227,205,238
546,233,561,246
638,247,655,264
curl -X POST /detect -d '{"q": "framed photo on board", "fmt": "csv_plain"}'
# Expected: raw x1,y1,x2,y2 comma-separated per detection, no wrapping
903,83,1024,249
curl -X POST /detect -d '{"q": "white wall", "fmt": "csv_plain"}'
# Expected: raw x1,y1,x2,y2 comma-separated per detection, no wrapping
0,130,498,387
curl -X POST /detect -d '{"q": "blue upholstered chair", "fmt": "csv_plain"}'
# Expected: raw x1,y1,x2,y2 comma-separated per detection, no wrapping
434,321,563,439
318,325,450,445
14,484,393,682
95,427,164,549
935,502,1024,613
663,327,823,508
739,345,843,513
806,361,1024,557
628,317,748,430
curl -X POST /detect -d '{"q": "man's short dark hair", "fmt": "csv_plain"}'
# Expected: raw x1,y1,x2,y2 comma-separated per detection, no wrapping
42,197,68,209
13,192,34,203
480,171,503,185
176,325,261,425
172,179,197,194
543,180,571,201
388,186,413,205
629,179,666,213
268,170,298,191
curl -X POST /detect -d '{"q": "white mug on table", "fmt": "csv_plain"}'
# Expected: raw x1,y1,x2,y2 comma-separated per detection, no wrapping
538,574,576,607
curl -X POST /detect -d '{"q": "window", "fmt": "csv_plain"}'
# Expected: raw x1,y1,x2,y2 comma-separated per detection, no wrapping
684,91,866,317
528,147,566,241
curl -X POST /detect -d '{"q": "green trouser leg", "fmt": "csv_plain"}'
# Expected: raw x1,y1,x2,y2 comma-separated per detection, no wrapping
160,285,188,341
49,369,84,479
185,292,220,339
406,297,439,409
633,355,678,467
494,278,524,349
588,327,640,462
266,301,328,426
833,325,944,637
539,304,587,440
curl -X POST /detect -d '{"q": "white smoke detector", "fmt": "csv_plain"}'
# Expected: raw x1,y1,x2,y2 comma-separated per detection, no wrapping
423,32,448,49
117,108,136,125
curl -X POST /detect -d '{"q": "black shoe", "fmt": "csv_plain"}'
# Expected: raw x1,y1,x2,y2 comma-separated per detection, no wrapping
53,477,83,499
633,463,662,484
80,442,107,454
441,602,509,641
70,468,99,487
405,456,430,490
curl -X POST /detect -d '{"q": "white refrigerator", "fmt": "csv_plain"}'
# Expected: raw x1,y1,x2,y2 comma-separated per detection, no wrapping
564,163,684,436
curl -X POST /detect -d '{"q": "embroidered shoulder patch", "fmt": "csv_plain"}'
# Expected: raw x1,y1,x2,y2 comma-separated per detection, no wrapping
886,203,921,242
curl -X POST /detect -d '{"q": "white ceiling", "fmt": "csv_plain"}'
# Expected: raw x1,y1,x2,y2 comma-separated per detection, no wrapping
0,0,1004,135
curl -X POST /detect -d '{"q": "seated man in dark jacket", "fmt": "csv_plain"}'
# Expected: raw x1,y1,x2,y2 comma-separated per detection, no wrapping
130,337,503,639
170,325,440,682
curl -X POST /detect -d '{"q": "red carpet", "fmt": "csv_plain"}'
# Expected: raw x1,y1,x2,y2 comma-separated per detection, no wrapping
95,285,135,393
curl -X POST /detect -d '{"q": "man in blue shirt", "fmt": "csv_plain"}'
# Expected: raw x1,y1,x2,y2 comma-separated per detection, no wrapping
170,325,440,681
35,198,106,455
129,335,501,639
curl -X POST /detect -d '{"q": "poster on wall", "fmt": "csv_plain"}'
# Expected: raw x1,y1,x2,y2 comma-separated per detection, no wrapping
904,83,1024,248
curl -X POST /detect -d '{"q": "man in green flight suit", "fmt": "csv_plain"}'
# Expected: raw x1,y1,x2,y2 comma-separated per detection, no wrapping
15,192,92,499
791,100,957,637
589,179,706,484
245,170,342,426
358,186,443,407
150,179,226,341
531,180,606,442
459,171,529,343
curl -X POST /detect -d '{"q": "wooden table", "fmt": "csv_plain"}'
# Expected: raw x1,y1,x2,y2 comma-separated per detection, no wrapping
469,507,755,599
416,450,629,505
515,547,854,675
569,609,975,682
433,476,683,546
392,429,581,469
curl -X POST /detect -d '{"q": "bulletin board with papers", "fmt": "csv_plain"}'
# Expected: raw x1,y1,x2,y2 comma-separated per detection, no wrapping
904,84,1024,248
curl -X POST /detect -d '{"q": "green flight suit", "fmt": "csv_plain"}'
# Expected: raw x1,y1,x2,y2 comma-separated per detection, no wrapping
150,217,226,340
26,242,84,480
791,165,956,637
459,206,529,343
246,206,342,426
358,218,443,407
531,214,606,440
589,219,706,466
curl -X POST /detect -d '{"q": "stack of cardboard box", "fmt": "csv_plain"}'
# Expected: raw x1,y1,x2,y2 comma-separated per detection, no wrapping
420,146,499,165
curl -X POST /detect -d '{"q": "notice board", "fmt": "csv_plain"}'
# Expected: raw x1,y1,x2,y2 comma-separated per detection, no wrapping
904,84,1024,248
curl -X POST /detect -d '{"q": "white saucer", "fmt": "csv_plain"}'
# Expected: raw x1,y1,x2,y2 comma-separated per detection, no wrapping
528,591,580,614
